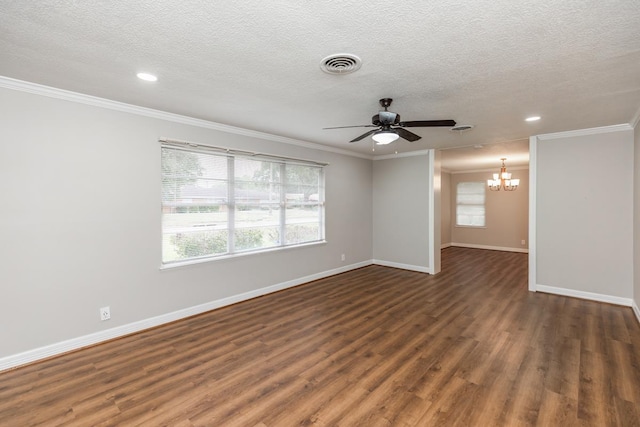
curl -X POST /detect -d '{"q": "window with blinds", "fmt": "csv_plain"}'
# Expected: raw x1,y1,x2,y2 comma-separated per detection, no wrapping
456,181,486,227
161,143,325,265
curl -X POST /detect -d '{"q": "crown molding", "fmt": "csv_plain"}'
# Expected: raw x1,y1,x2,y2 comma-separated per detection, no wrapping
536,123,633,140
0,76,372,161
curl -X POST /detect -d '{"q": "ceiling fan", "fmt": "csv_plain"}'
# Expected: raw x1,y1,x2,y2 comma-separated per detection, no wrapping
324,98,456,144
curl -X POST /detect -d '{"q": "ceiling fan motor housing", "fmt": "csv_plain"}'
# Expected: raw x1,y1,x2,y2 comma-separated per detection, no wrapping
372,111,400,126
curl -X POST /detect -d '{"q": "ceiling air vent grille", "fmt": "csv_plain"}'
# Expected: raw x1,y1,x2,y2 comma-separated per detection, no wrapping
320,54,362,75
450,124,474,132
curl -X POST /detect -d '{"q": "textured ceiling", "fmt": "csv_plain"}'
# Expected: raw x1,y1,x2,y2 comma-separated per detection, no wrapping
1,0,639,167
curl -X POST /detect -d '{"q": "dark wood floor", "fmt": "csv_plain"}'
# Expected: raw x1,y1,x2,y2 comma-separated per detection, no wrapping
2,247,640,426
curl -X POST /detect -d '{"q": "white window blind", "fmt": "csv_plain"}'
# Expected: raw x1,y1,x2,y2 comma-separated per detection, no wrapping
456,181,485,227
161,142,325,264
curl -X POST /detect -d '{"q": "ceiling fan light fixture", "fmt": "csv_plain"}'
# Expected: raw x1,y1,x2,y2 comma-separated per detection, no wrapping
372,130,399,145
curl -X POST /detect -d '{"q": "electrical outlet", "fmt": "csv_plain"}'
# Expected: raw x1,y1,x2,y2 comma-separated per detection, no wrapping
100,306,111,321
521,239,526,245
341,254,345,261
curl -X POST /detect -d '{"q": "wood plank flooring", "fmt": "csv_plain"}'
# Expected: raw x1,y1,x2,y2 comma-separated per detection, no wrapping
1,247,640,426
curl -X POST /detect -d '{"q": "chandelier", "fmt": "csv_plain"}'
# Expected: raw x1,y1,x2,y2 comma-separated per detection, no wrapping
487,158,519,191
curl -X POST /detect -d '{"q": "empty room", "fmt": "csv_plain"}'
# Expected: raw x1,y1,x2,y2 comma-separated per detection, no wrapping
1,1,640,425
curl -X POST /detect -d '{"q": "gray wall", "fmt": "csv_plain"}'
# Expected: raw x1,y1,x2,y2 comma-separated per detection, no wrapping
0,87,373,358
635,122,640,311
372,154,430,271
536,128,633,298
450,170,529,251
2,83,638,363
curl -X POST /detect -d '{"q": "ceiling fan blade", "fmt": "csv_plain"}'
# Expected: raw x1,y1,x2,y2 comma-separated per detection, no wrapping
395,127,421,142
399,119,457,127
350,129,378,142
323,124,377,130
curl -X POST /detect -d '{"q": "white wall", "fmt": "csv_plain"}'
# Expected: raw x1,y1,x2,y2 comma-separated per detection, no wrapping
0,85,373,361
450,170,529,251
535,127,634,301
372,153,431,272
441,171,452,246
431,150,442,273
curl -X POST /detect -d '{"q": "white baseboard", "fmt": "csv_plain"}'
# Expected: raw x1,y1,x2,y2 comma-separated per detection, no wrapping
441,243,452,249
535,284,633,307
633,300,640,325
372,259,432,274
0,260,373,373
450,243,528,253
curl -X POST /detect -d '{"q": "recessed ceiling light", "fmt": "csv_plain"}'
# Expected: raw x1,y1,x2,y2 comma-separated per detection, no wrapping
137,72,158,82
525,116,541,122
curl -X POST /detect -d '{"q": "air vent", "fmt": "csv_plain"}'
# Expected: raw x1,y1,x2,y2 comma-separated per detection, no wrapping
450,124,474,132
320,54,362,75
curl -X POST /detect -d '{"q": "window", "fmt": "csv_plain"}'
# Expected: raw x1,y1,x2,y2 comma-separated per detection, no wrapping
456,181,485,227
161,143,325,264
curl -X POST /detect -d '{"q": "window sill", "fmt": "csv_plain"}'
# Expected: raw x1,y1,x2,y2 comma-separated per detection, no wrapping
160,240,327,270
454,225,487,229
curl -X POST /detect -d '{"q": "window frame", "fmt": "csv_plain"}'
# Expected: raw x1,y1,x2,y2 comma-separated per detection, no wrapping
160,141,326,267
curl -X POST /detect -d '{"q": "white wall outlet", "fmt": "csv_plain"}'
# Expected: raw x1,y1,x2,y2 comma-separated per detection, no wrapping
341,254,345,261
521,239,526,245
100,306,111,321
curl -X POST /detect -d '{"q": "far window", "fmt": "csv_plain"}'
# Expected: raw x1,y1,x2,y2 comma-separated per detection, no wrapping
456,182,485,227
